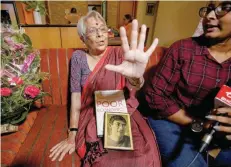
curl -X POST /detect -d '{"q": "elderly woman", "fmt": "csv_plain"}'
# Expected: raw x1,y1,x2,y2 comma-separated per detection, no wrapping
49,11,161,167
145,1,231,167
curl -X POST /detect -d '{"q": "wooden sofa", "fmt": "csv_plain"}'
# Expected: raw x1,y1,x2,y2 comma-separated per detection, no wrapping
1,47,166,167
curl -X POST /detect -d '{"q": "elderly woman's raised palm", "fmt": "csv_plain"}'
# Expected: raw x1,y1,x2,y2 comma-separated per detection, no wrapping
105,20,158,79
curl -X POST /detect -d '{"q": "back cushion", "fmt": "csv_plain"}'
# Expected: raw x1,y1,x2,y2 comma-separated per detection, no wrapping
39,47,167,106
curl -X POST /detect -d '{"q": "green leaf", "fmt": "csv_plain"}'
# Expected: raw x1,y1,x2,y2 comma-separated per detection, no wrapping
10,110,28,125
23,33,32,46
25,6,34,11
15,52,21,57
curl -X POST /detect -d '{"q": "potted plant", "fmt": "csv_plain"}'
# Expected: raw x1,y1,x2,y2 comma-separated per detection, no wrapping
1,25,48,134
23,1,47,24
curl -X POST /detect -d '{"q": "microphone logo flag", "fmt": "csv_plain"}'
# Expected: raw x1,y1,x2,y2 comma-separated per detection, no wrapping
215,85,231,108
225,92,231,99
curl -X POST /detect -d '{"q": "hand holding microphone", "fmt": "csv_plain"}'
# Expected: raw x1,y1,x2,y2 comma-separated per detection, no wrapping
187,85,231,167
187,107,231,167
207,85,231,140
199,85,231,153
206,107,231,140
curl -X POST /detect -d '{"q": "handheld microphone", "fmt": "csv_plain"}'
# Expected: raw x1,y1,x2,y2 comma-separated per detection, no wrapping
199,85,231,153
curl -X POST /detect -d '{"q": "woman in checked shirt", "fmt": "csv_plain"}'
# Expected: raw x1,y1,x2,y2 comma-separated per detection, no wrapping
145,1,231,167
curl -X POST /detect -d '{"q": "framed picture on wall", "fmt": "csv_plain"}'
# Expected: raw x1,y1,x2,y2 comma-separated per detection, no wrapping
88,5,102,15
1,1,19,26
146,2,156,16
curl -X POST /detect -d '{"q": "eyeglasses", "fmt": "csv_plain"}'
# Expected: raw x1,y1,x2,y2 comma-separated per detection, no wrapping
86,26,108,37
199,3,231,18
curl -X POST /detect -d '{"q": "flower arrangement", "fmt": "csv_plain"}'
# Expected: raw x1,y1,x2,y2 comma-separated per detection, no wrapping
1,25,48,126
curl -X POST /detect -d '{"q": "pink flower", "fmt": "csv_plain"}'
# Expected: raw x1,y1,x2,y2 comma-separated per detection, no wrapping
11,77,24,85
0,69,5,78
2,69,16,78
1,88,12,96
9,43,24,51
21,53,36,73
24,85,40,98
13,43,24,50
4,37,14,46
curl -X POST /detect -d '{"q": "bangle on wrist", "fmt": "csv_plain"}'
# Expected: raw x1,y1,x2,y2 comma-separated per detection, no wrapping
128,77,143,87
68,128,78,134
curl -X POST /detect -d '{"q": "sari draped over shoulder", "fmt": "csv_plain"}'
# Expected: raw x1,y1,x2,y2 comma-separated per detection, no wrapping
76,46,161,167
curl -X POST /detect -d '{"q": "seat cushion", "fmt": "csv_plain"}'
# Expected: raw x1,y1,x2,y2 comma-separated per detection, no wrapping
11,105,81,167
1,111,38,166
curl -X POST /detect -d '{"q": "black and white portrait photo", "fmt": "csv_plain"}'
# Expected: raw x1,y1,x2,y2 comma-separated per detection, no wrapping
104,112,133,150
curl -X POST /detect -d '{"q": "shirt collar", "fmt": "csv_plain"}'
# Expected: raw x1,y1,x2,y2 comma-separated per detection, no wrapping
195,45,209,56
193,36,231,64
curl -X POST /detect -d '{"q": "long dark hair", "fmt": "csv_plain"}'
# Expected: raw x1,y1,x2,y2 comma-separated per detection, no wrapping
124,14,133,23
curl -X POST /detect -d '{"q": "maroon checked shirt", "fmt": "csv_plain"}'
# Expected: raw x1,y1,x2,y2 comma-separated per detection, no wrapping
145,37,231,118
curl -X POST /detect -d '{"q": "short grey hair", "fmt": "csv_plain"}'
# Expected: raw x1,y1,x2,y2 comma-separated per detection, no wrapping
77,11,106,41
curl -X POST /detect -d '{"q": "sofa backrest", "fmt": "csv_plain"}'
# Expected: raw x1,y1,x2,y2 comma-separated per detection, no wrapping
39,47,167,105
40,49,74,105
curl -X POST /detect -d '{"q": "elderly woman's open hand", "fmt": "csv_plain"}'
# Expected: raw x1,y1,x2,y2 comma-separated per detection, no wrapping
105,19,158,79
206,107,231,140
49,134,76,161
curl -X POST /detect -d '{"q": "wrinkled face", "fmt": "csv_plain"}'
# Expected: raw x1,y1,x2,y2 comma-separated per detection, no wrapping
84,16,108,54
110,120,126,138
202,1,231,40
